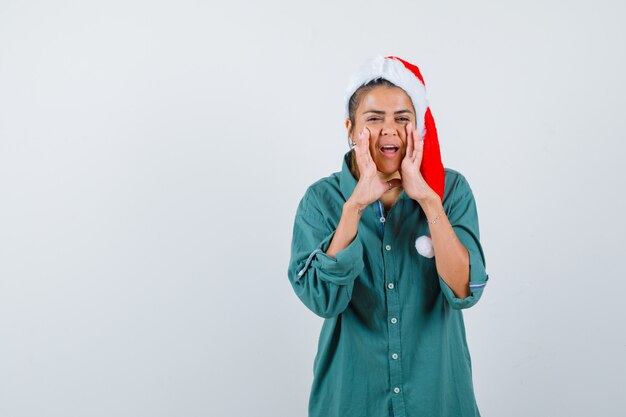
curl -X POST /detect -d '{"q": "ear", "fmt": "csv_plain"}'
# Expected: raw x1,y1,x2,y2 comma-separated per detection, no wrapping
345,119,353,138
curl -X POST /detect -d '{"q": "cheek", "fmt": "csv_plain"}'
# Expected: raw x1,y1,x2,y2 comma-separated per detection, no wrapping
369,134,381,154
351,122,364,138
364,121,381,134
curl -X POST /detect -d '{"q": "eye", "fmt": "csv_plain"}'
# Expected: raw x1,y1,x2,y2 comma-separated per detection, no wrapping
396,117,410,122
366,117,381,122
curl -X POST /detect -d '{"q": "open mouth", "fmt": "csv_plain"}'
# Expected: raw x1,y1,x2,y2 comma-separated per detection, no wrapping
380,145,400,157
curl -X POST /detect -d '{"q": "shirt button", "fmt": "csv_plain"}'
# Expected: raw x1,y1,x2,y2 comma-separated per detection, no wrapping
390,317,398,324
387,283,394,290
380,216,386,223
385,244,391,251
393,387,401,394
392,353,399,360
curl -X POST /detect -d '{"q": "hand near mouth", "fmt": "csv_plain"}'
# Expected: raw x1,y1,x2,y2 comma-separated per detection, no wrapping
401,123,439,205
348,127,402,210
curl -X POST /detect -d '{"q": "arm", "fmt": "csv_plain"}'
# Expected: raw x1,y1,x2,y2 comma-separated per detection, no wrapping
326,201,362,258
288,128,403,317
287,193,365,319
436,178,489,309
401,124,488,308
327,127,401,257
420,196,470,299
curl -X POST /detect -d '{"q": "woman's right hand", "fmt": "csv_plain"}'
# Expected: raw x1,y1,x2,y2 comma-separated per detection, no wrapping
348,128,401,211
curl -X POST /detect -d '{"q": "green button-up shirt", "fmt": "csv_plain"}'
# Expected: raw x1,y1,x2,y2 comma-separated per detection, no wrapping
288,152,489,417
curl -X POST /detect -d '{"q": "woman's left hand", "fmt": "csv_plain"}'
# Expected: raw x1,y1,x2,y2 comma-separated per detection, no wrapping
401,123,440,204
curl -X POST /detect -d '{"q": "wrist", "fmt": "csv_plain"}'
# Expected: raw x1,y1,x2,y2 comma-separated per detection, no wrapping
405,177,437,205
344,199,365,214
419,195,443,219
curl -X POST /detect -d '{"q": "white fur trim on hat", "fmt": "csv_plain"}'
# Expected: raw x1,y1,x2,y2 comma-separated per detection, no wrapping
344,56,429,138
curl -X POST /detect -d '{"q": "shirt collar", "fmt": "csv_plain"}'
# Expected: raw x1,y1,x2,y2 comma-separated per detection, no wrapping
339,151,358,201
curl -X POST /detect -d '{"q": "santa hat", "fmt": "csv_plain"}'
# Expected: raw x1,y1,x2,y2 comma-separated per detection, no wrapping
345,56,445,258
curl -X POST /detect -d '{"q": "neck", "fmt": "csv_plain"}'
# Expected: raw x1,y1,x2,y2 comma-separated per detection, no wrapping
377,170,401,182
377,170,402,210
380,186,402,211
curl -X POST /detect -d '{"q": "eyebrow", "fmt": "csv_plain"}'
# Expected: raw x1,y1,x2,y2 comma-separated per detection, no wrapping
362,109,414,115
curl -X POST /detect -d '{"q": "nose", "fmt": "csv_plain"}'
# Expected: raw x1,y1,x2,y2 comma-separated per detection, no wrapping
381,120,399,136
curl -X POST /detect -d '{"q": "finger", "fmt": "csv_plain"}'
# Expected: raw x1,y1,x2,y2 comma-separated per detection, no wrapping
361,127,374,163
354,129,370,170
356,129,367,155
386,178,402,190
354,131,366,161
405,123,414,161
414,127,424,166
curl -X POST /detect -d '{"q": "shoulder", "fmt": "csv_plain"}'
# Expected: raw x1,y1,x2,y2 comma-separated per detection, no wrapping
298,171,344,218
443,167,475,204
444,167,470,187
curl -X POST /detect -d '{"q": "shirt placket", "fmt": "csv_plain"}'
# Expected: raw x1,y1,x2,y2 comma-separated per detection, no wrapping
379,204,407,417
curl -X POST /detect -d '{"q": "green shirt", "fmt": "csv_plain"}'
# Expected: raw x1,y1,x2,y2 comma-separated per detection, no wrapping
288,152,489,417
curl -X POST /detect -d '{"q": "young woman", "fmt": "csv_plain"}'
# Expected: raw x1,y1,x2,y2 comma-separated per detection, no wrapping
288,56,489,417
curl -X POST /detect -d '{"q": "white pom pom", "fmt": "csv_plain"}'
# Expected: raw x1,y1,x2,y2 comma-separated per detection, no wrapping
415,235,435,258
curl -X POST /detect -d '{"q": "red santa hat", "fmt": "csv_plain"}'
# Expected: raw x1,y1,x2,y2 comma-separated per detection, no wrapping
345,56,445,258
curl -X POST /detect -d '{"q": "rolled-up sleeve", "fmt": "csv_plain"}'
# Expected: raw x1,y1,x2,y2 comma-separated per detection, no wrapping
438,174,489,310
288,190,364,318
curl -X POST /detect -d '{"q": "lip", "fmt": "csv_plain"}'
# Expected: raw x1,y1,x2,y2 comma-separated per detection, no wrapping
379,143,401,159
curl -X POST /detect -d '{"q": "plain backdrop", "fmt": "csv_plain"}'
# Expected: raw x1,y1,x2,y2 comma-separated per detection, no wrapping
1,1,625,416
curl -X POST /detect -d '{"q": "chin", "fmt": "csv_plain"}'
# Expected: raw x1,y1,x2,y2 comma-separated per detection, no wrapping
375,161,401,176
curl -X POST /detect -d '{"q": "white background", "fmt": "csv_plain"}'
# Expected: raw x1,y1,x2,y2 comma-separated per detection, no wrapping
1,1,625,416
